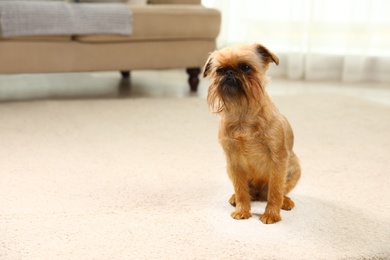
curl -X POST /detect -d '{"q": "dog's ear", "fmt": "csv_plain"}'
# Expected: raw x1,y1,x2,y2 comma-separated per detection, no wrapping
202,53,214,78
254,43,279,66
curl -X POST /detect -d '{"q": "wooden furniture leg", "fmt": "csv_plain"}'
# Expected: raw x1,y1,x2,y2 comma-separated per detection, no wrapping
186,68,201,92
120,71,130,79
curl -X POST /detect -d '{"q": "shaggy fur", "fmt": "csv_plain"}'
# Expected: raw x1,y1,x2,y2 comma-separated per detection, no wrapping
203,43,301,224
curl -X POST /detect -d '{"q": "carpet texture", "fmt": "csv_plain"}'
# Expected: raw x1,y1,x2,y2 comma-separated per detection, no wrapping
0,94,389,259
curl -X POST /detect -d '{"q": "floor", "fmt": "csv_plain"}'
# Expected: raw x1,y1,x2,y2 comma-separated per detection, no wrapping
0,70,389,105
1,70,390,259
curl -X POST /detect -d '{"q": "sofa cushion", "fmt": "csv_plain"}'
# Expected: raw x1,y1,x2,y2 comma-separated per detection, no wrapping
0,36,71,41
148,0,200,4
74,5,220,43
0,0,65,1
75,0,128,2
75,0,147,4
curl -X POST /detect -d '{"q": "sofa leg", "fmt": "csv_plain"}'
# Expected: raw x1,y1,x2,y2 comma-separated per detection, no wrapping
186,68,201,92
120,71,130,79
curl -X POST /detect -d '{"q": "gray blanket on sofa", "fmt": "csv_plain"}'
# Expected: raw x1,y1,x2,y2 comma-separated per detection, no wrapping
0,2,132,38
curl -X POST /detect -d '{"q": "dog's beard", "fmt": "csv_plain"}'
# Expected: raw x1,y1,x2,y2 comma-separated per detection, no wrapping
207,75,251,114
220,76,246,98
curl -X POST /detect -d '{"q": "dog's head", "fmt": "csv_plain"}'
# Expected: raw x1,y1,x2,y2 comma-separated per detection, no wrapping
203,43,279,113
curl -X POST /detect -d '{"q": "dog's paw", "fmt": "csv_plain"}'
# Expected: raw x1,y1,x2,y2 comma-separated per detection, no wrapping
260,212,281,224
231,211,252,220
281,196,295,211
229,194,236,207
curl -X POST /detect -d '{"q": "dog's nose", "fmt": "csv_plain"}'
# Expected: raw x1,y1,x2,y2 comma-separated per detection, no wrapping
225,70,236,77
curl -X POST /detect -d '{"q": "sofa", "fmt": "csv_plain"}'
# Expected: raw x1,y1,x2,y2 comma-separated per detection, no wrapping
0,0,221,91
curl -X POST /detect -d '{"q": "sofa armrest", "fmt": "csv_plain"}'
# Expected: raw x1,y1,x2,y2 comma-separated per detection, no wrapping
148,0,201,5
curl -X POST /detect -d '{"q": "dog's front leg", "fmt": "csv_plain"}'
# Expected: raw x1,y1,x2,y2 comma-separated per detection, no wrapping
227,162,252,220
260,162,287,224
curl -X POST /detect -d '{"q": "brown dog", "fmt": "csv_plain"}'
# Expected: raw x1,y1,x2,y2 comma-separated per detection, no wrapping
203,43,301,224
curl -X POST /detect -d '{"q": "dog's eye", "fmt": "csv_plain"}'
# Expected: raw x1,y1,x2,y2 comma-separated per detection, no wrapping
216,68,225,74
240,64,251,73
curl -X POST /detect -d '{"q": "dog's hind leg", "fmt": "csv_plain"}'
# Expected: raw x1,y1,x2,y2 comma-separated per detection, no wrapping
284,152,301,195
282,196,295,210
281,152,301,211
229,180,268,206
249,180,268,201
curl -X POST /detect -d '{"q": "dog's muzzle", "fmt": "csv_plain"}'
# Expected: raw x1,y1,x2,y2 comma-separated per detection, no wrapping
220,70,244,96
222,70,238,87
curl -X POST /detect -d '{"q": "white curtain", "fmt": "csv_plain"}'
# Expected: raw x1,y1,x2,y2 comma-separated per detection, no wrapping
203,0,390,83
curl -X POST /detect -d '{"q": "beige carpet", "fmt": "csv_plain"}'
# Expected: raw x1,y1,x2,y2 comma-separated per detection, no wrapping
1,94,389,259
